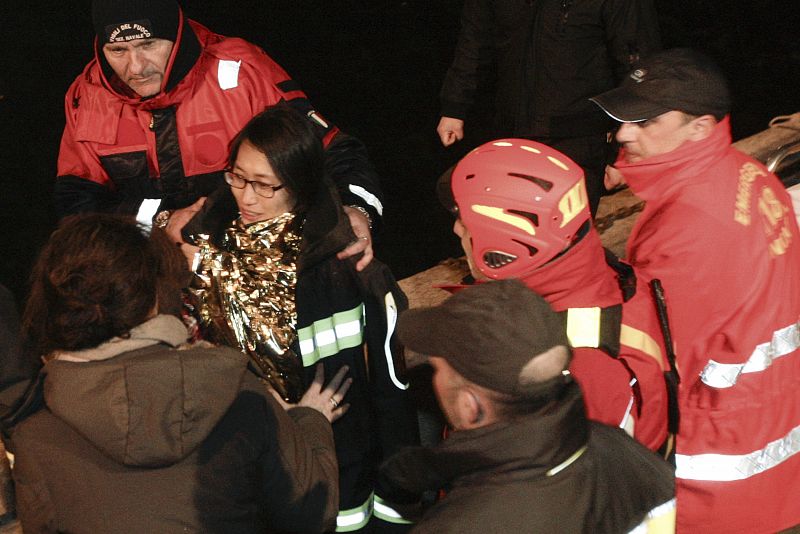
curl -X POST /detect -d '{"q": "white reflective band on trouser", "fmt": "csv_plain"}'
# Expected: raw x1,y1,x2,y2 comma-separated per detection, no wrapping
348,184,384,216
336,494,373,532
383,292,408,390
299,304,364,367
373,495,412,525
700,321,800,388
628,498,676,534
676,423,800,481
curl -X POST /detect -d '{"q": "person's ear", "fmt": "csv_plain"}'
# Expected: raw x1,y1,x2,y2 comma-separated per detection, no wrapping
687,114,717,141
455,387,488,430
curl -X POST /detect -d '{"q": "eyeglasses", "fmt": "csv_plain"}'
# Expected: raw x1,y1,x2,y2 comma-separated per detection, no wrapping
224,170,286,198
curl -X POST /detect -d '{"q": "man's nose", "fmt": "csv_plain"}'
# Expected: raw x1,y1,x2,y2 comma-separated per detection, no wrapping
128,50,146,74
616,123,637,143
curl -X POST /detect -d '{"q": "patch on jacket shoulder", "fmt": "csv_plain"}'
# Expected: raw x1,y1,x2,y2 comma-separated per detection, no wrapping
217,59,242,90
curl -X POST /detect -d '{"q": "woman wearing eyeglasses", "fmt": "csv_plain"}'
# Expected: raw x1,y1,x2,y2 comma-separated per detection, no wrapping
181,103,418,533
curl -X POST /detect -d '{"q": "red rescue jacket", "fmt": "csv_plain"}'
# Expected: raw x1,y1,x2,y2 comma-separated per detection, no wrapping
618,116,800,533
521,227,670,452
56,18,382,222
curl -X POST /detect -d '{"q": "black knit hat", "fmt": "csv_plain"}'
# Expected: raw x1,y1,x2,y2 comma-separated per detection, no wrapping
399,279,572,399
590,48,731,122
92,0,180,44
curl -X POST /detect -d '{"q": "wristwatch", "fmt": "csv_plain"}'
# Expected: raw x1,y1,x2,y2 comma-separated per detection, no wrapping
347,205,373,230
154,210,172,229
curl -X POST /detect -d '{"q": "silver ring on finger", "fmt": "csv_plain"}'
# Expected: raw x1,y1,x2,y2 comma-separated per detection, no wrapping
329,397,339,408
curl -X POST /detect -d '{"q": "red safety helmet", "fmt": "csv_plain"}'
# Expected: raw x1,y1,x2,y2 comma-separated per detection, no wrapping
447,139,590,279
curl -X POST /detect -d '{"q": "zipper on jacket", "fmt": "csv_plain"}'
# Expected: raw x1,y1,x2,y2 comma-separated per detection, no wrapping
558,0,572,35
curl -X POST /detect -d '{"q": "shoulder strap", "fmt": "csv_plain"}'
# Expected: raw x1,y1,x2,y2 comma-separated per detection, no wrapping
603,248,636,302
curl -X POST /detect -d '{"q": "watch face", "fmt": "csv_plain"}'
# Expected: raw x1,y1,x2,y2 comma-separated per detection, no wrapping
155,210,171,227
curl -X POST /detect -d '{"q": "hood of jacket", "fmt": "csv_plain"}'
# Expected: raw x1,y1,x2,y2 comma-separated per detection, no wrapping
519,227,623,312
42,315,251,468
92,14,211,108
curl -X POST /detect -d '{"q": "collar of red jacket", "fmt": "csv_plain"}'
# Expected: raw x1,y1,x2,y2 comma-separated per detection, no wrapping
437,227,622,311
520,226,622,312
615,115,732,202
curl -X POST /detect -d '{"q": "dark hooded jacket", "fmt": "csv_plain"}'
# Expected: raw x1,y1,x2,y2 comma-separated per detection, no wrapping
186,179,420,530
10,315,339,534
379,381,675,533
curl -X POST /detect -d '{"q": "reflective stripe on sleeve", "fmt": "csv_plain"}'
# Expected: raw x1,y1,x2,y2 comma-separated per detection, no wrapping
298,304,364,367
136,198,161,231
700,321,800,388
382,292,408,390
620,324,665,369
676,423,800,481
336,493,373,532
628,498,676,534
373,495,412,525
348,184,384,216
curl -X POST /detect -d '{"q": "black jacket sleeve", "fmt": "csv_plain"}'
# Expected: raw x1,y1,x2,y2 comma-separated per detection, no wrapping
439,0,496,120
285,98,385,232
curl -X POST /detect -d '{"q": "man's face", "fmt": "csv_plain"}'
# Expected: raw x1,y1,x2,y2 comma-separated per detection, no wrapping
453,218,487,280
102,38,174,97
615,111,696,163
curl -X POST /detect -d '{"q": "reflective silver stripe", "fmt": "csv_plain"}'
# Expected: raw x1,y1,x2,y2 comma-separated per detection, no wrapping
336,493,373,532
676,423,800,481
298,304,364,367
348,184,384,216
373,495,412,525
627,498,676,534
382,292,408,391
700,321,800,388
135,199,161,231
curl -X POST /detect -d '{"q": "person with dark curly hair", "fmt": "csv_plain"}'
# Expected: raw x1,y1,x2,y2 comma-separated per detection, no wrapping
10,213,349,533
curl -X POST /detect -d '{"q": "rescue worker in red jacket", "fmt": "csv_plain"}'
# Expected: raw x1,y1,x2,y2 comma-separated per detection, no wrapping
438,139,672,452
57,0,379,269
591,48,800,533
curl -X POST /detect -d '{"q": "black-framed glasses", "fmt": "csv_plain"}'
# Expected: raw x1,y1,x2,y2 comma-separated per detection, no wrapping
224,170,286,198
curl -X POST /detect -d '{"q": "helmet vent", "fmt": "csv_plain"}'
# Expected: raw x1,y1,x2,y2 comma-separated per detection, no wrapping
483,250,517,269
465,173,476,180
508,173,553,192
511,239,539,257
506,209,539,228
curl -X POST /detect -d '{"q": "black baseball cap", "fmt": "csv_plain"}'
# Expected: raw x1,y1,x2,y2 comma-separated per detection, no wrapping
590,48,731,122
398,279,572,400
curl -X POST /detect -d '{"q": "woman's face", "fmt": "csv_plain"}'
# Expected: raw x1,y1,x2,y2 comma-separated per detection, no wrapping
230,140,295,224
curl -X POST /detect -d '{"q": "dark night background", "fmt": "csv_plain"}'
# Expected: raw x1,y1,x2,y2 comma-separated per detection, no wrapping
1,1,799,307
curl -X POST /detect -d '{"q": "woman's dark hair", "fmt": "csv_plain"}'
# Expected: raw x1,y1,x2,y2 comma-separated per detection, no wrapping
21,214,184,358
227,103,324,214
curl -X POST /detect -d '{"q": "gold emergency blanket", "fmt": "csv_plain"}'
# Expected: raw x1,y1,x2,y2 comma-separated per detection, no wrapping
189,213,304,401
